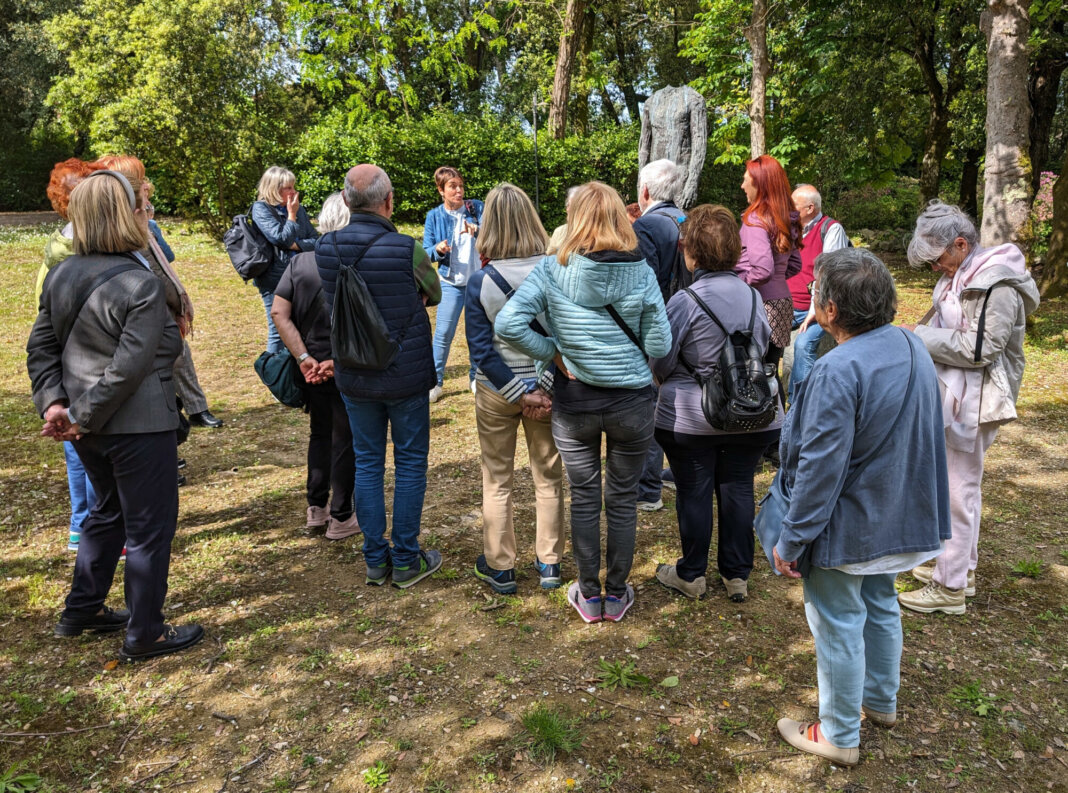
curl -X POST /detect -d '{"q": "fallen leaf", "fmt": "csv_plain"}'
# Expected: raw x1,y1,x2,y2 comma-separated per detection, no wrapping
745,655,753,666
354,731,368,743
1013,750,1025,760
667,717,682,726
103,659,119,671
659,676,679,688
1042,746,1054,759
688,729,701,746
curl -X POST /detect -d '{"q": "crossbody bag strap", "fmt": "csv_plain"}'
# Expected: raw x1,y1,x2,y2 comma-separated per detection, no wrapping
972,284,1004,364
842,330,917,490
59,259,145,347
484,265,549,337
604,303,643,355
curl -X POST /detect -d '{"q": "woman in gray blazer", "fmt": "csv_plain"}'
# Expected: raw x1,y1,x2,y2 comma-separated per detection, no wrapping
27,170,203,662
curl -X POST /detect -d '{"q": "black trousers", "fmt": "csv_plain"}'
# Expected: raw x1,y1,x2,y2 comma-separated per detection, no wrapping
67,431,178,645
655,427,779,582
305,380,355,520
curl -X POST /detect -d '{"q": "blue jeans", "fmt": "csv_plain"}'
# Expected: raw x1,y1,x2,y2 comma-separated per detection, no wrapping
261,291,284,354
64,442,96,538
803,567,902,748
432,278,475,387
789,307,824,405
342,392,430,568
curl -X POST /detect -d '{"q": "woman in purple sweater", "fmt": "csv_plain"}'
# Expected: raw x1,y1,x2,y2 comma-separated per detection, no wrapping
735,155,802,371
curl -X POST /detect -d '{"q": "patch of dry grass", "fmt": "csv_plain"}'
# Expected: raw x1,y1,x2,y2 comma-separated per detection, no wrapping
1,223,1066,792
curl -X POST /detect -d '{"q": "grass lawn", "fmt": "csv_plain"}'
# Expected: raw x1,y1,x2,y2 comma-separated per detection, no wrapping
0,220,1066,793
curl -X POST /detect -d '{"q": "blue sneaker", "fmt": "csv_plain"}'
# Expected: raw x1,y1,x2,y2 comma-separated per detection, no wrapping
474,555,517,594
533,557,561,590
392,550,443,590
366,562,392,586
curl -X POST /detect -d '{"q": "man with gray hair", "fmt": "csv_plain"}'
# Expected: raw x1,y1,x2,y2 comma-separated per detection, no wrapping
784,183,850,404
633,158,688,511
316,164,444,590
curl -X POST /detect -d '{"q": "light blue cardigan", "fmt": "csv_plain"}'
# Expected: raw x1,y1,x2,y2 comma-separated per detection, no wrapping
494,252,671,389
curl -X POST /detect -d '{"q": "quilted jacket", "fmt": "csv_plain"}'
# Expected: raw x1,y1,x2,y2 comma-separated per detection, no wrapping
494,251,671,389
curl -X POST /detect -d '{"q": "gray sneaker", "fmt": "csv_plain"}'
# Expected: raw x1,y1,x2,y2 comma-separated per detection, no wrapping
392,550,443,590
366,562,392,586
603,584,635,622
656,564,706,599
721,576,748,602
567,582,602,623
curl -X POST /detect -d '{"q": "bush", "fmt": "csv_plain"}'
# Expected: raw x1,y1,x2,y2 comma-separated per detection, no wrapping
832,177,921,231
0,127,75,212
1031,171,1056,262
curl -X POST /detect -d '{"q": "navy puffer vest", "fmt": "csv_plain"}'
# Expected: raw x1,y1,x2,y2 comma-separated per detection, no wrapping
316,212,435,400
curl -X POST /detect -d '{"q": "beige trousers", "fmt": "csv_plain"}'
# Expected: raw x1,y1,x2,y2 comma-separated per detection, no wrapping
474,386,565,570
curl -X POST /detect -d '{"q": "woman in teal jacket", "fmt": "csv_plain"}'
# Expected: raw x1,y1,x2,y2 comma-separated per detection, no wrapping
495,181,671,624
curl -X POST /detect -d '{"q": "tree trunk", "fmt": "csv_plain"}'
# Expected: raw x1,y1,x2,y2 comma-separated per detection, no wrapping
919,105,953,204
548,0,587,140
960,147,983,218
613,28,641,122
1028,49,1066,194
745,0,769,158
1039,152,1068,298
571,6,596,136
981,0,1033,248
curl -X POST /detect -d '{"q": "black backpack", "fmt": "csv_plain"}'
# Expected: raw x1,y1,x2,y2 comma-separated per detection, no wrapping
677,286,779,432
329,232,409,371
223,205,275,281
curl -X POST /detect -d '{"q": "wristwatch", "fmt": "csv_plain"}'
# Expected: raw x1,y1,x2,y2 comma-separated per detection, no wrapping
298,353,310,362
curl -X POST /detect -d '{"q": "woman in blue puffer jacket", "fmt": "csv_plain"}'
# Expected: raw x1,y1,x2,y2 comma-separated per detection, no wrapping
495,181,671,625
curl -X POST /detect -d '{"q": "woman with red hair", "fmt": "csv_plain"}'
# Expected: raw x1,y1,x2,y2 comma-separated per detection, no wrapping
735,155,802,371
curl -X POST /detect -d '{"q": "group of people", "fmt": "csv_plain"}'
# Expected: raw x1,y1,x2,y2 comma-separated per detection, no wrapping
27,150,1039,766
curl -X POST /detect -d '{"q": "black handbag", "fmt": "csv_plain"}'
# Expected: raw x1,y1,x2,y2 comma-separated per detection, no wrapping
254,349,306,409
330,232,409,371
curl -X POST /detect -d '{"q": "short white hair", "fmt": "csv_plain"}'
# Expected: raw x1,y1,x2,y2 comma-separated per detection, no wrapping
638,159,680,203
907,200,979,267
793,183,821,213
317,192,349,233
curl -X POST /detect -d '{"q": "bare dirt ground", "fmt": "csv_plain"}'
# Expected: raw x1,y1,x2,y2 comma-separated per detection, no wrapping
0,221,1066,793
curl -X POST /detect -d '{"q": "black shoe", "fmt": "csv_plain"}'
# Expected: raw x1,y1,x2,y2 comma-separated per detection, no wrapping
120,624,204,662
177,474,187,487
188,411,223,428
55,606,130,637
177,458,187,469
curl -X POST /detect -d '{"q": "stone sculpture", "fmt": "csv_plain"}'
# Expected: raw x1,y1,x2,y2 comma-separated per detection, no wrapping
639,85,708,209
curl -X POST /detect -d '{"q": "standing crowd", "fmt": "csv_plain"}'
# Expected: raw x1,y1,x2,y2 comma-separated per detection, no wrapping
27,152,1038,763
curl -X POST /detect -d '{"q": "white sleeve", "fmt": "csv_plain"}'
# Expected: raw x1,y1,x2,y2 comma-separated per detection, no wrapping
823,222,850,252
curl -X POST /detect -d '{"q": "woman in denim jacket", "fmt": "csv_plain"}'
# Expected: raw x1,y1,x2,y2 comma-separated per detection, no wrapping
422,167,484,401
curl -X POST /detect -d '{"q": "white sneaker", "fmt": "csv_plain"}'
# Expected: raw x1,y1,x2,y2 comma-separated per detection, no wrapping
912,564,975,597
898,581,966,615
636,499,663,512
429,384,443,403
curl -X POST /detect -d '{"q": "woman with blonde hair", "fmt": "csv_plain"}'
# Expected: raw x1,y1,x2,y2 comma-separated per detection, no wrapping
28,170,203,660
495,181,671,623
463,183,564,594
251,166,319,353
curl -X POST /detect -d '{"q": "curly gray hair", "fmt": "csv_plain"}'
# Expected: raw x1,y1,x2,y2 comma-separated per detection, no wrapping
906,200,979,267
814,248,897,334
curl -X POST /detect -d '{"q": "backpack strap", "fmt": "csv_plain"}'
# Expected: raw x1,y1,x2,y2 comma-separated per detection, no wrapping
677,285,760,379
972,284,1005,364
604,304,643,355
58,259,145,346
483,265,549,337
817,215,834,244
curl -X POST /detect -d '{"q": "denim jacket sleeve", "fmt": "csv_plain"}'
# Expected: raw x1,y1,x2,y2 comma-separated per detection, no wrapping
775,369,856,563
494,264,556,363
424,207,447,262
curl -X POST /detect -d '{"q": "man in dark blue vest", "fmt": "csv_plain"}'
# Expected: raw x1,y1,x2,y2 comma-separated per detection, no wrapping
632,159,689,510
316,164,444,589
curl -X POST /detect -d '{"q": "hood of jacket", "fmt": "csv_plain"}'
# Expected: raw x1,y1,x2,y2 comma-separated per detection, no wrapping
545,251,650,308
962,244,1040,316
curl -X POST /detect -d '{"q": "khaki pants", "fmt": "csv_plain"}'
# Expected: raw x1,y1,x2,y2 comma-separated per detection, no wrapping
475,386,565,570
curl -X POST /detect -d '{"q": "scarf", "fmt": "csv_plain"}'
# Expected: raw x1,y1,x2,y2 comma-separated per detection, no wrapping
147,236,195,337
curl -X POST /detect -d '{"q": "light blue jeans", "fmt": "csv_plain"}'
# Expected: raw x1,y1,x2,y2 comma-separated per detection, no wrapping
802,567,901,748
432,278,475,387
342,392,430,569
64,442,95,540
261,291,284,354
789,308,824,404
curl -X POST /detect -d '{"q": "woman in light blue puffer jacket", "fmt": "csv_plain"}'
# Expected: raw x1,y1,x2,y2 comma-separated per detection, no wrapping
495,181,671,624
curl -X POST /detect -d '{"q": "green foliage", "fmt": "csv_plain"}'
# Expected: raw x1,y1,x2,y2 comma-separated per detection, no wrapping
596,659,650,691
520,704,583,763
0,765,41,793
832,178,922,231
361,760,390,788
950,680,998,717
1011,558,1044,579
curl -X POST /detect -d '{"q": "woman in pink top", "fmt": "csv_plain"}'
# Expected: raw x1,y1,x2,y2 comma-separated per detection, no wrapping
734,155,802,371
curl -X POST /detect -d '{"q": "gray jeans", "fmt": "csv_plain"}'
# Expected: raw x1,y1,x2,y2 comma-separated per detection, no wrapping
551,400,655,598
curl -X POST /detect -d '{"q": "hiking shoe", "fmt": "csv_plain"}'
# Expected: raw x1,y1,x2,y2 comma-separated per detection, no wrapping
306,505,329,529
567,582,602,624
603,584,635,622
656,564,706,599
862,705,897,728
55,606,130,637
392,550,443,589
474,554,517,594
120,624,204,662
67,531,80,552
325,514,361,540
177,458,187,470
636,498,663,512
912,564,975,597
898,581,966,615
777,718,859,766
661,468,676,491
721,576,748,602
533,557,562,590
429,384,443,403
366,562,392,586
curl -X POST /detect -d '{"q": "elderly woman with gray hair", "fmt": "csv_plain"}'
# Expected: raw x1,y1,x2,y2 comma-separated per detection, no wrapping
270,193,359,541
898,201,1039,616
772,248,950,765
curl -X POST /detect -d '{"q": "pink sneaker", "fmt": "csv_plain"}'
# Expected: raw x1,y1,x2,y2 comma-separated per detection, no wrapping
325,514,360,540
